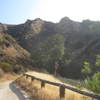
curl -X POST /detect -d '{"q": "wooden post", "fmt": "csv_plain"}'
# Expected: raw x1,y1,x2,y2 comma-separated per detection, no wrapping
41,81,45,88
31,77,34,83
31,77,34,82
30,77,34,85
59,85,65,99
26,75,28,79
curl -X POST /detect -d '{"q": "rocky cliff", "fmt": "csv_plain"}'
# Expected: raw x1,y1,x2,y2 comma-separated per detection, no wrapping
0,17,100,78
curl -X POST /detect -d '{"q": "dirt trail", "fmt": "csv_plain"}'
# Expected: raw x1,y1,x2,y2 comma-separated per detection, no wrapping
0,81,26,100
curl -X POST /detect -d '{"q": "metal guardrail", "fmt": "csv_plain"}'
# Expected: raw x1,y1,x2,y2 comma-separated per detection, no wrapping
23,73,100,100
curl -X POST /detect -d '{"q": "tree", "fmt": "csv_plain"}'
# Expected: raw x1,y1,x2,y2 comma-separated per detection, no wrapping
31,34,65,74
42,34,64,73
31,48,46,68
81,55,100,93
95,55,100,66
81,61,92,75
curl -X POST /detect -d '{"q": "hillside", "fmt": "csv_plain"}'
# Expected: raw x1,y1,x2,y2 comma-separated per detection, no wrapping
0,32,30,73
0,17,100,78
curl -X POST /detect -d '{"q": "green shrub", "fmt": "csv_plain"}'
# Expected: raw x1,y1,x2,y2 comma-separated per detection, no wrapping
0,62,13,72
81,61,92,74
0,38,7,45
14,64,24,73
82,55,100,94
84,72,100,93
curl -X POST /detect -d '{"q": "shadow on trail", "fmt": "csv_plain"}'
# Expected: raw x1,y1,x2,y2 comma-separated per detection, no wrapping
9,81,27,100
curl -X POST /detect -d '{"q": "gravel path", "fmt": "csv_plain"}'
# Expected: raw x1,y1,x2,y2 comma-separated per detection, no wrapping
0,81,26,100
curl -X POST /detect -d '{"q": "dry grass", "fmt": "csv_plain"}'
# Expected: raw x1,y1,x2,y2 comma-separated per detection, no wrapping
3,47,18,57
16,71,95,100
0,73,19,82
27,71,62,83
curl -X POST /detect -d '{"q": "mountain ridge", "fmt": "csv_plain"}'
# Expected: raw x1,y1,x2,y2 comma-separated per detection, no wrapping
0,17,100,78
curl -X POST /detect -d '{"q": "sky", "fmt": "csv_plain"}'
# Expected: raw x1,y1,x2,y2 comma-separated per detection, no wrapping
0,0,100,24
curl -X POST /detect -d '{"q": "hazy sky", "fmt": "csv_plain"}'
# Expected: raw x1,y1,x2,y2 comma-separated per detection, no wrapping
0,0,100,24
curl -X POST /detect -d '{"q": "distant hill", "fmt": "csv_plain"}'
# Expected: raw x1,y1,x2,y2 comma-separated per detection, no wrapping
0,17,100,78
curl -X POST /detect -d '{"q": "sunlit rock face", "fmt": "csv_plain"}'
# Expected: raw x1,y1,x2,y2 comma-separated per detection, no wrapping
56,17,81,34
0,24,8,33
24,18,44,39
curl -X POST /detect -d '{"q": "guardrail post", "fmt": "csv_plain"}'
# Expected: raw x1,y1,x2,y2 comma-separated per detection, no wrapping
41,81,45,88
59,85,65,99
25,75,28,79
31,77,34,82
